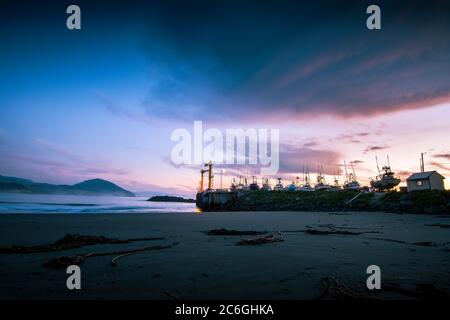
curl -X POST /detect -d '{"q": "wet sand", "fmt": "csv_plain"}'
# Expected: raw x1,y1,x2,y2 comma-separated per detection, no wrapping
0,211,450,299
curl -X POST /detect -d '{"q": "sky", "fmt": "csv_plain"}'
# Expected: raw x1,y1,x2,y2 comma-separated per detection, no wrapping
1,0,450,196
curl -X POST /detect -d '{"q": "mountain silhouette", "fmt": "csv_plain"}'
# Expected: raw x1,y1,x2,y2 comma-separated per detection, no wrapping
0,175,134,197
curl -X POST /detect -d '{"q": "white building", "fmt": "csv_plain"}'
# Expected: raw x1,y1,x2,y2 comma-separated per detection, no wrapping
406,171,445,192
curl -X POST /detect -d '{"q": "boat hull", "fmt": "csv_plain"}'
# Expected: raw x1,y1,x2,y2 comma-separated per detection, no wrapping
370,178,401,191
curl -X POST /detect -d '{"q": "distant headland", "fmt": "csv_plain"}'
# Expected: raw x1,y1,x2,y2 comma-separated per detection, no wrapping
147,195,195,203
0,175,135,197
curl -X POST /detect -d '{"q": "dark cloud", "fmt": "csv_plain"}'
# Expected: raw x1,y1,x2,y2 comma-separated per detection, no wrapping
3,1,449,122
134,0,450,122
303,140,320,148
429,161,450,172
434,153,450,161
364,145,390,153
335,132,374,144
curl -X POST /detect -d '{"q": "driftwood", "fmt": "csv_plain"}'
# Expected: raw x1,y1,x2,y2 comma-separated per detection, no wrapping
317,277,377,300
206,228,267,236
0,233,164,254
110,242,179,266
236,233,283,246
43,243,176,269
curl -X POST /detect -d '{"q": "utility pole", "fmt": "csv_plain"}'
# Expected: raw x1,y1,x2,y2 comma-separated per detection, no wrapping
205,161,213,190
420,152,426,172
199,169,206,192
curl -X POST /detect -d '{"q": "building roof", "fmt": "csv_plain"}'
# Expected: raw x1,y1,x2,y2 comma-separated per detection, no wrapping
406,171,445,181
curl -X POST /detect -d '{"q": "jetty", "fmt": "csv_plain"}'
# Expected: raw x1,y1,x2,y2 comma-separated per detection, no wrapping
195,161,449,214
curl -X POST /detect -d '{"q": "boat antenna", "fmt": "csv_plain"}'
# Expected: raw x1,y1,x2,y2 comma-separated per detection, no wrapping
344,160,348,180
306,165,310,184
351,161,357,180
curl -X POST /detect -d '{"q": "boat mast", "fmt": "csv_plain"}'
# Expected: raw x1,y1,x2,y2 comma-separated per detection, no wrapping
199,169,207,192
317,165,321,184
351,162,357,180
375,156,381,175
302,165,305,185
344,160,348,182
306,165,310,185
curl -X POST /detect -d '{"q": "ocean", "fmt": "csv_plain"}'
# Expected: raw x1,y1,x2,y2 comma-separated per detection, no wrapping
0,193,197,214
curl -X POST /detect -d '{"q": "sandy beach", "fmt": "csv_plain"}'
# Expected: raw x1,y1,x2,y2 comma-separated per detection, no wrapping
1,211,450,300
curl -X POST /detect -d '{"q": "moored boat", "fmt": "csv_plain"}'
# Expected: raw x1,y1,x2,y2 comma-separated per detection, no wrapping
370,156,401,191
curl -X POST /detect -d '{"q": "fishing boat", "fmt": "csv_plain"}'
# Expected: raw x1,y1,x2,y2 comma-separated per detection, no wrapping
235,176,245,190
273,177,284,191
249,176,259,191
370,156,401,191
329,174,342,192
230,177,237,190
286,180,296,191
315,165,331,191
242,177,250,191
343,161,361,191
297,166,315,191
262,177,271,191
297,185,315,192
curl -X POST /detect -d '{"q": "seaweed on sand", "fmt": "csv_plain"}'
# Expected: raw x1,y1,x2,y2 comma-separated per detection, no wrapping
236,233,283,245
206,228,267,236
0,233,164,254
43,243,178,269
